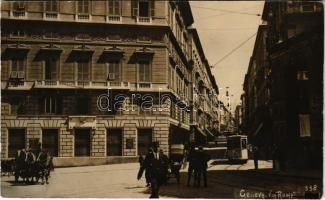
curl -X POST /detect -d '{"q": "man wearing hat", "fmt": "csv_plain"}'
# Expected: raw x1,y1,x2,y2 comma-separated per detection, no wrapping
137,141,164,198
196,146,210,187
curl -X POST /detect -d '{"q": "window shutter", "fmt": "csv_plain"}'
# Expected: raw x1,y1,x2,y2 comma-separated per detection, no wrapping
84,1,89,13
131,0,138,16
78,1,83,13
53,1,58,12
109,0,114,15
115,0,120,15
150,0,155,17
139,63,145,82
45,1,51,12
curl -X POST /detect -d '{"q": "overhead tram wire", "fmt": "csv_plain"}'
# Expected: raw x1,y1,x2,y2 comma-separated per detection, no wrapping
191,5,261,17
195,5,262,20
211,32,257,68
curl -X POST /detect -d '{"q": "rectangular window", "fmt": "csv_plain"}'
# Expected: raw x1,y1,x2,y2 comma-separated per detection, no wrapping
299,114,311,137
137,128,152,155
297,70,309,80
77,0,90,14
74,129,90,156
138,61,150,82
45,0,58,12
108,0,120,15
77,61,90,81
139,0,149,17
107,128,122,156
13,2,26,11
301,3,315,12
45,57,58,80
44,97,57,114
8,129,25,158
42,129,58,157
10,59,25,79
107,62,120,81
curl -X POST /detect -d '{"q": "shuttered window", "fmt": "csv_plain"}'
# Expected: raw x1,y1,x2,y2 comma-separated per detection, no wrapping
77,61,90,81
75,129,91,157
131,0,155,17
138,61,150,82
77,0,89,14
11,59,25,78
108,0,120,15
107,62,120,81
42,129,58,157
45,57,58,80
44,97,57,114
8,129,26,158
107,128,122,156
137,128,152,155
13,2,26,11
45,0,58,12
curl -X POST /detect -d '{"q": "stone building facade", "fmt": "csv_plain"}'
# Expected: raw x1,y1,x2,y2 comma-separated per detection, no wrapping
1,1,219,166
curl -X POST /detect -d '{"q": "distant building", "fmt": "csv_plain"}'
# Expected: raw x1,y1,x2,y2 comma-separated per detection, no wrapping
1,1,219,166
234,105,242,134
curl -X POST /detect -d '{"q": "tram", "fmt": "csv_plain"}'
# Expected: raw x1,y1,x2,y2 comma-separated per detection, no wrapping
226,135,248,163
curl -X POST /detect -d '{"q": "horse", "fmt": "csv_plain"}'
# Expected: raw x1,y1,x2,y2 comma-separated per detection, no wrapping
14,149,28,182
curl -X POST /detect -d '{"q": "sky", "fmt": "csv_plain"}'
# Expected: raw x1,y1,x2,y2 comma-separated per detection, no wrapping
190,1,265,112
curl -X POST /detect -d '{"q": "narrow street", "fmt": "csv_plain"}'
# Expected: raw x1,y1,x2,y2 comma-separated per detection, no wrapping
1,160,321,198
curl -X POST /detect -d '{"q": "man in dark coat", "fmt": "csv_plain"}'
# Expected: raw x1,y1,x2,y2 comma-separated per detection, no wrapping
196,146,210,187
137,142,164,198
187,144,198,186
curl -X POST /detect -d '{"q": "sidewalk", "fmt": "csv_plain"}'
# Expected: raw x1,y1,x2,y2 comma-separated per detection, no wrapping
255,168,322,180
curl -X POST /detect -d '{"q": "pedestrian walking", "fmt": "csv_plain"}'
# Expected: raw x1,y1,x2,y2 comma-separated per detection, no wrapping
159,149,170,185
253,146,259,170
139,151,151,187
137,142,164,198
196,146,210,187
187,144,198,186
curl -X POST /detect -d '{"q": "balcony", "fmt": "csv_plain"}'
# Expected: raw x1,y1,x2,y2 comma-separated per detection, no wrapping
138,82,152,89
11,10,26,18
76,14,91,21
136,16,152,24
34,80,130,90
107,15,122,23
43,12,59,20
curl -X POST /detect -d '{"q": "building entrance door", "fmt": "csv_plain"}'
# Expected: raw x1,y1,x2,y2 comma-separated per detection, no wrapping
137,128,152,155
75,128,90,156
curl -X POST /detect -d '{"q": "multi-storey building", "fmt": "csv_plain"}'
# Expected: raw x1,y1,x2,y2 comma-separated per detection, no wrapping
243,23,273,159
1,1,219,166
244,1,323,169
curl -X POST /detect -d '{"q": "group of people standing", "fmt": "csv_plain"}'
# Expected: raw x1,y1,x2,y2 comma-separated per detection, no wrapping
137,142,211,198
187,145,211,187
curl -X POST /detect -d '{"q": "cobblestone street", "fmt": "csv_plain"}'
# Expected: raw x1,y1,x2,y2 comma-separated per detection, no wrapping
2,160,321,198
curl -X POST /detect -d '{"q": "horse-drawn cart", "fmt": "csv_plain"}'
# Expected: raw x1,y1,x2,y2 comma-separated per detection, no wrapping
2,149,53,185
168,144,186,184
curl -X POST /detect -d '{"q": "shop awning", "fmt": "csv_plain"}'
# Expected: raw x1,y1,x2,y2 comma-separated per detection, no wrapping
35,44,63,60
253,123,263,136
99,46,124,62
205,128,215,137
194,126,206,137
2,44,30,59
68,45,94,61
